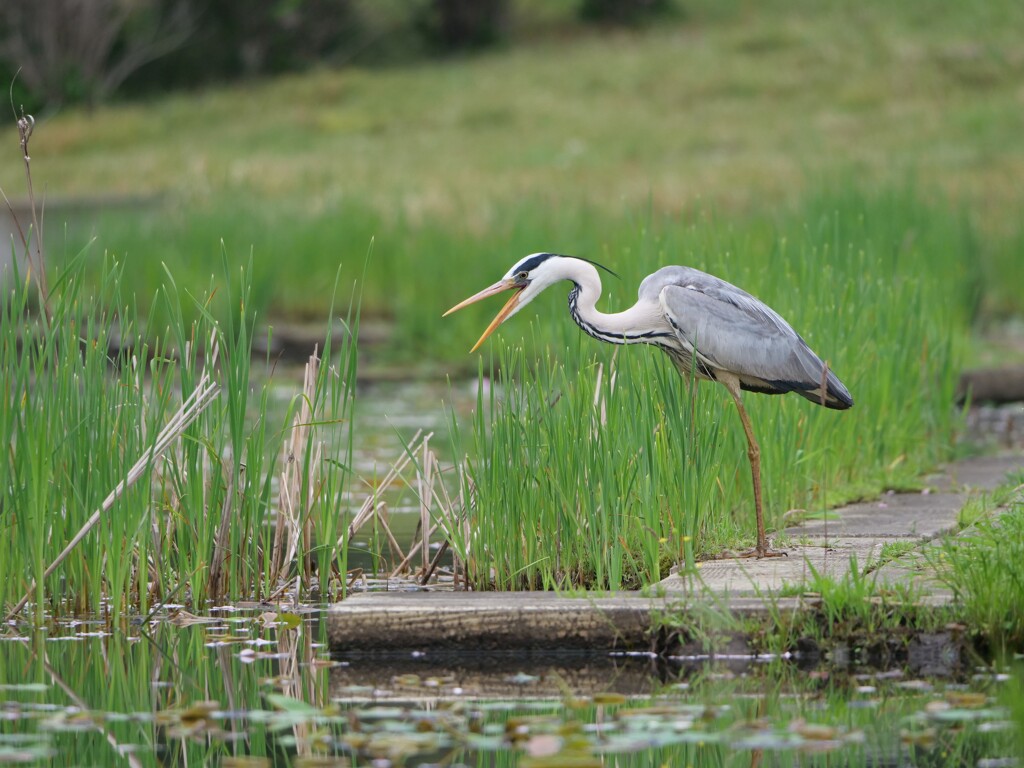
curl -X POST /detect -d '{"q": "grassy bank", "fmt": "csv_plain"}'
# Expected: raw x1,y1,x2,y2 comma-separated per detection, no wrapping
1,182,981,608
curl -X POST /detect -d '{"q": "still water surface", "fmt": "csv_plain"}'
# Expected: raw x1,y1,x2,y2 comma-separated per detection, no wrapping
1,609,1021,766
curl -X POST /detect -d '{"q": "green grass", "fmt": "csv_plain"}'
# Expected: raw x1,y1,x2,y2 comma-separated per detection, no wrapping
6,184,971,598
931,480,1024,652
0,239,361,618
5,0,1023,350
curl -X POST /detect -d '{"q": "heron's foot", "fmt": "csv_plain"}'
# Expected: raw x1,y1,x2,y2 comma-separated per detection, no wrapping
711,547,788,560
751,547,787,560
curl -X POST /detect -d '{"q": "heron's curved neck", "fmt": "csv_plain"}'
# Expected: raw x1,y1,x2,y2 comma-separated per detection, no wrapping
562,260,665,346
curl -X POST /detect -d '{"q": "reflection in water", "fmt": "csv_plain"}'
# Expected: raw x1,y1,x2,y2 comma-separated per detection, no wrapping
1,610,1021,767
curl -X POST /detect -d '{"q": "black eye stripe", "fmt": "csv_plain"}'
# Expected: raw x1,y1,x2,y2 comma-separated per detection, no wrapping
509,252,619,280
511,253,556,274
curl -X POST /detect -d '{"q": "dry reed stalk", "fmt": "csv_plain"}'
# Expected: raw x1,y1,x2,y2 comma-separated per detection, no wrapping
272,351,320,586
418,434,433,571
336,429,427,545
375,502,406,570
207,461,238,600
420,539,449,586
399,440,470,584
302,441,322,583
5,341,222,620
417,482,463,583
0,115,51,314
389,518,441,576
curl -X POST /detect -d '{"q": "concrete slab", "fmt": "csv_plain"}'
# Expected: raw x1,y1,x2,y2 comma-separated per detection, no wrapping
328,591,658,652
793,492,961,539
666,538,895,595
941,454,1023,489
327,452,1023,653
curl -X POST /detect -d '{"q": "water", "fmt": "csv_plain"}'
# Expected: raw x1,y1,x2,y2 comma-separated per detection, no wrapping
1,610,1021,766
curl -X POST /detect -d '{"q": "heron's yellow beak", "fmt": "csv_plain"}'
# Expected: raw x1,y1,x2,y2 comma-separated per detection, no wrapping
443,279,524,353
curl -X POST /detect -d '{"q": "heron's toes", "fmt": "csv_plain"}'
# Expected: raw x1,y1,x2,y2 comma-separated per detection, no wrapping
711,547,788,560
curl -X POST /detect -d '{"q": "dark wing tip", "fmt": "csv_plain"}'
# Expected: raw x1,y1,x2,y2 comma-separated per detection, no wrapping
824,378,854,410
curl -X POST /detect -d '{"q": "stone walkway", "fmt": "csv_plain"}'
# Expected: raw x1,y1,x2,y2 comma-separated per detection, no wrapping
327,453,1022,653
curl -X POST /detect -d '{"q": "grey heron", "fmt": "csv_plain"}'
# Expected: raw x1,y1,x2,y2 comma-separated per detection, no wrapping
444,253,853,558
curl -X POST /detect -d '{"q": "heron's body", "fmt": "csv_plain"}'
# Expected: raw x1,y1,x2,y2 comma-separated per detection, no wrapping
568,263,852,409
445,253,853,558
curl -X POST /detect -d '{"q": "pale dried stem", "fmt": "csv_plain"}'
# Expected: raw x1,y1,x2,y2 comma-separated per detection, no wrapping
389,518,440,577
17,116,47,300
376,503,406,569
208,461,238,600
419,434,433,571
337,429,427,546
272,351,320,586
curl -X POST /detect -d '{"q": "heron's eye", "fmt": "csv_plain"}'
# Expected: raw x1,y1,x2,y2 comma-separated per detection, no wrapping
516,271,529,281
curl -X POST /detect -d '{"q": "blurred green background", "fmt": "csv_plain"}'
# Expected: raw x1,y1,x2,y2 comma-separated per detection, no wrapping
2,0,1022,369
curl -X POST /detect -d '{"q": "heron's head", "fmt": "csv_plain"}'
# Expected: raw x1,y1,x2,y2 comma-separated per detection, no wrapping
442,253,563,352
444,253,614,352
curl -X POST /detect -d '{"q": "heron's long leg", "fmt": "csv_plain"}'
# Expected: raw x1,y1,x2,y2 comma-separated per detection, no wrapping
720,375,781,558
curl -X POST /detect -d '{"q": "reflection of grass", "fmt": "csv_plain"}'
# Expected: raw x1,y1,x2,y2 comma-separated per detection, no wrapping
1,613,1019,767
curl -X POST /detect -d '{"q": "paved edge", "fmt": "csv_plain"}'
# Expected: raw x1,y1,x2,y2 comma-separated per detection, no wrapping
326,453,1022,654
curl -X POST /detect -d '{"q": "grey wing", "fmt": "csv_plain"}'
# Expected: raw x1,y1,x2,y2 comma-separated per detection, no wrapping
644,266,853,408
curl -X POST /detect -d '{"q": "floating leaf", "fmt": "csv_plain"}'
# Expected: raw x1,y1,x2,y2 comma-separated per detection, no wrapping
944,691,988,709
525,734,563,758
179,701,220,724
265,694,319,716
792,721,838,740
223,757,272,768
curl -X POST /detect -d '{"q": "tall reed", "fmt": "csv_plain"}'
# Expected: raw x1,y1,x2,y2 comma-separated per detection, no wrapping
1,231,361,619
